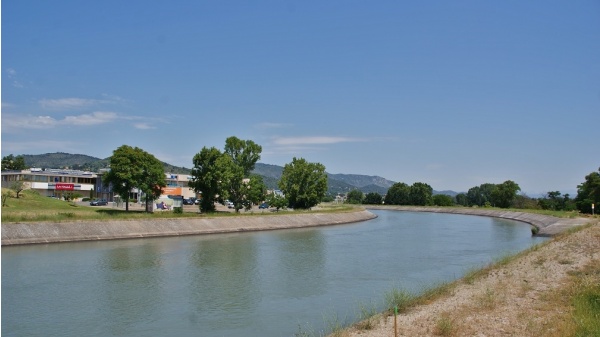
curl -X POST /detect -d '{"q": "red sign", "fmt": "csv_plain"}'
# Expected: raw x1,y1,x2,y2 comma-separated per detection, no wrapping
55,183,75,191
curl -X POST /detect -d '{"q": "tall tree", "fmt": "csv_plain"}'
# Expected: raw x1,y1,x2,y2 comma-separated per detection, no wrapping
1,154,26,171
103,145,139,211
384,182,410,205
222,137,263,212
224,136,262,176
219,154,247,212
409,182,433,206
278,157,327,209
575,167,600,214
137,151,167,211
490,180,520,208
103,145,166,212
189,147,224,212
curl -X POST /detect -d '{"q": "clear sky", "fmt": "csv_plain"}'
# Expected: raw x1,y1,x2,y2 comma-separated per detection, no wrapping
2,1,598,195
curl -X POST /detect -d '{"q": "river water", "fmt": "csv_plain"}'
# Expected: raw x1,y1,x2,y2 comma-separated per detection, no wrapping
2,210,547,336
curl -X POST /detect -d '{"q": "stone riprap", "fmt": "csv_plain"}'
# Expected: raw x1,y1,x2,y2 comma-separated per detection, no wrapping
366,205,590,236
1,210,377,246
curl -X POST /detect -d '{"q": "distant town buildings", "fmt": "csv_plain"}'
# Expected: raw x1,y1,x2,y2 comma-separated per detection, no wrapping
1,168,197,201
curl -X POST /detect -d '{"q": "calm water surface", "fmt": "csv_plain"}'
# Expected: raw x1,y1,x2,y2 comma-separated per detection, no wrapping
2,210,547,336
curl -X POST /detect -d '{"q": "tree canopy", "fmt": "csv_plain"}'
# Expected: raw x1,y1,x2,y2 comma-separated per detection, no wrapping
409,182,433,206
384,182,410,205
575,167,600,214
278,157,327,209
190,137,264,213
189,147,225,212
346,189,364,204
103,145,166,211
490,180,521,208
364,192,383,205
1,154,26,171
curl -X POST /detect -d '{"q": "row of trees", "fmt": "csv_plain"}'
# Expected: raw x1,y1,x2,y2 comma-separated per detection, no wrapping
345,167,599,215
101,138,329,213
189,137,329,212
3,147,598,214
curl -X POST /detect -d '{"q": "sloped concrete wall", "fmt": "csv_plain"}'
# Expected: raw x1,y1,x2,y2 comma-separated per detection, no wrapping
366,205,589,236
1,210,377,246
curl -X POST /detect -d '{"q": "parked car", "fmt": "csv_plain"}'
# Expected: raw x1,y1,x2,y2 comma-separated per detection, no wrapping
183,198,194,205
259,203,269,209
90,199,108,206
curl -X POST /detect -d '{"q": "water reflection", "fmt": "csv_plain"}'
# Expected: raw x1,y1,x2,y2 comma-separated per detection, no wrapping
100,244,163,336
2,211,547,337
187,234,259,329
273,229,326,298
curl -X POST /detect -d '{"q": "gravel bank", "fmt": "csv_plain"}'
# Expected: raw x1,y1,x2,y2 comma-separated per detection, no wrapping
1,210,377,246
341,219,600,337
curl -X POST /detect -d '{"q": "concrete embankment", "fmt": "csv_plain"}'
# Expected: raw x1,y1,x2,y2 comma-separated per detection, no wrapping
366,205,590,236
1,210,377,246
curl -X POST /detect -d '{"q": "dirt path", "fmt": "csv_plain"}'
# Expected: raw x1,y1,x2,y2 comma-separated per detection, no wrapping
342,220,600,337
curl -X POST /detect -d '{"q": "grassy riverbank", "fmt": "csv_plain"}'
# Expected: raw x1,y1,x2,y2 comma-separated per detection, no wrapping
326,222,600,337
0,189,356,223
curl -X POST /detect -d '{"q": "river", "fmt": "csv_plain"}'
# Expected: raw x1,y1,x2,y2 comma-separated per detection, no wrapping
1,210,547,336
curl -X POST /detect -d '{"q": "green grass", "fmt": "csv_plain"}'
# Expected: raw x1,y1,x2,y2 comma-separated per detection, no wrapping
570,263,600,336
1,190,360,223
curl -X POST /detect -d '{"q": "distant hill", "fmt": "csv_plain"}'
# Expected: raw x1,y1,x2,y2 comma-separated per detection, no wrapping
251,163,393,195
19,152,458,197
22,152,191,174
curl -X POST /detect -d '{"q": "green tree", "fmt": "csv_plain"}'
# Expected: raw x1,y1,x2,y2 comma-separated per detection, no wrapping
278,157,327,209
1,154,26,171
364,192,383,205
191,137,263,213
490,180,520,208
384,182,410,205
224,136,262,176
575,167,600,214
409,182,433,206
189,147,224,212
266,192,288,211
455,193,468,206
432,194,454,206
346,189,364,204
218,154,247,212
538,191,573,211
222,137,263,212
246,175,267,207
466,183,496,207
103,145,166,212
137,151,167,211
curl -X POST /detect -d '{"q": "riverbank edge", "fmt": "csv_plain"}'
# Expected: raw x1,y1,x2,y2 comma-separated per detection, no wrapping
365,205,591,236
1,210,377,246
2,206,590,246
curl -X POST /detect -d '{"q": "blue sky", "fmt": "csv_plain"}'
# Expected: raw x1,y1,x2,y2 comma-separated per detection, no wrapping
2,1,599,195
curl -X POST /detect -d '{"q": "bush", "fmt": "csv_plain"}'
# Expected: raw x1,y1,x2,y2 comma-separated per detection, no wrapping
173,207,183,214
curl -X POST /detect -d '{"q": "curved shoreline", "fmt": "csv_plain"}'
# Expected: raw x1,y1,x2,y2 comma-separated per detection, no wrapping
365,205,590,236
1,210,377,246
2,206,590,246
